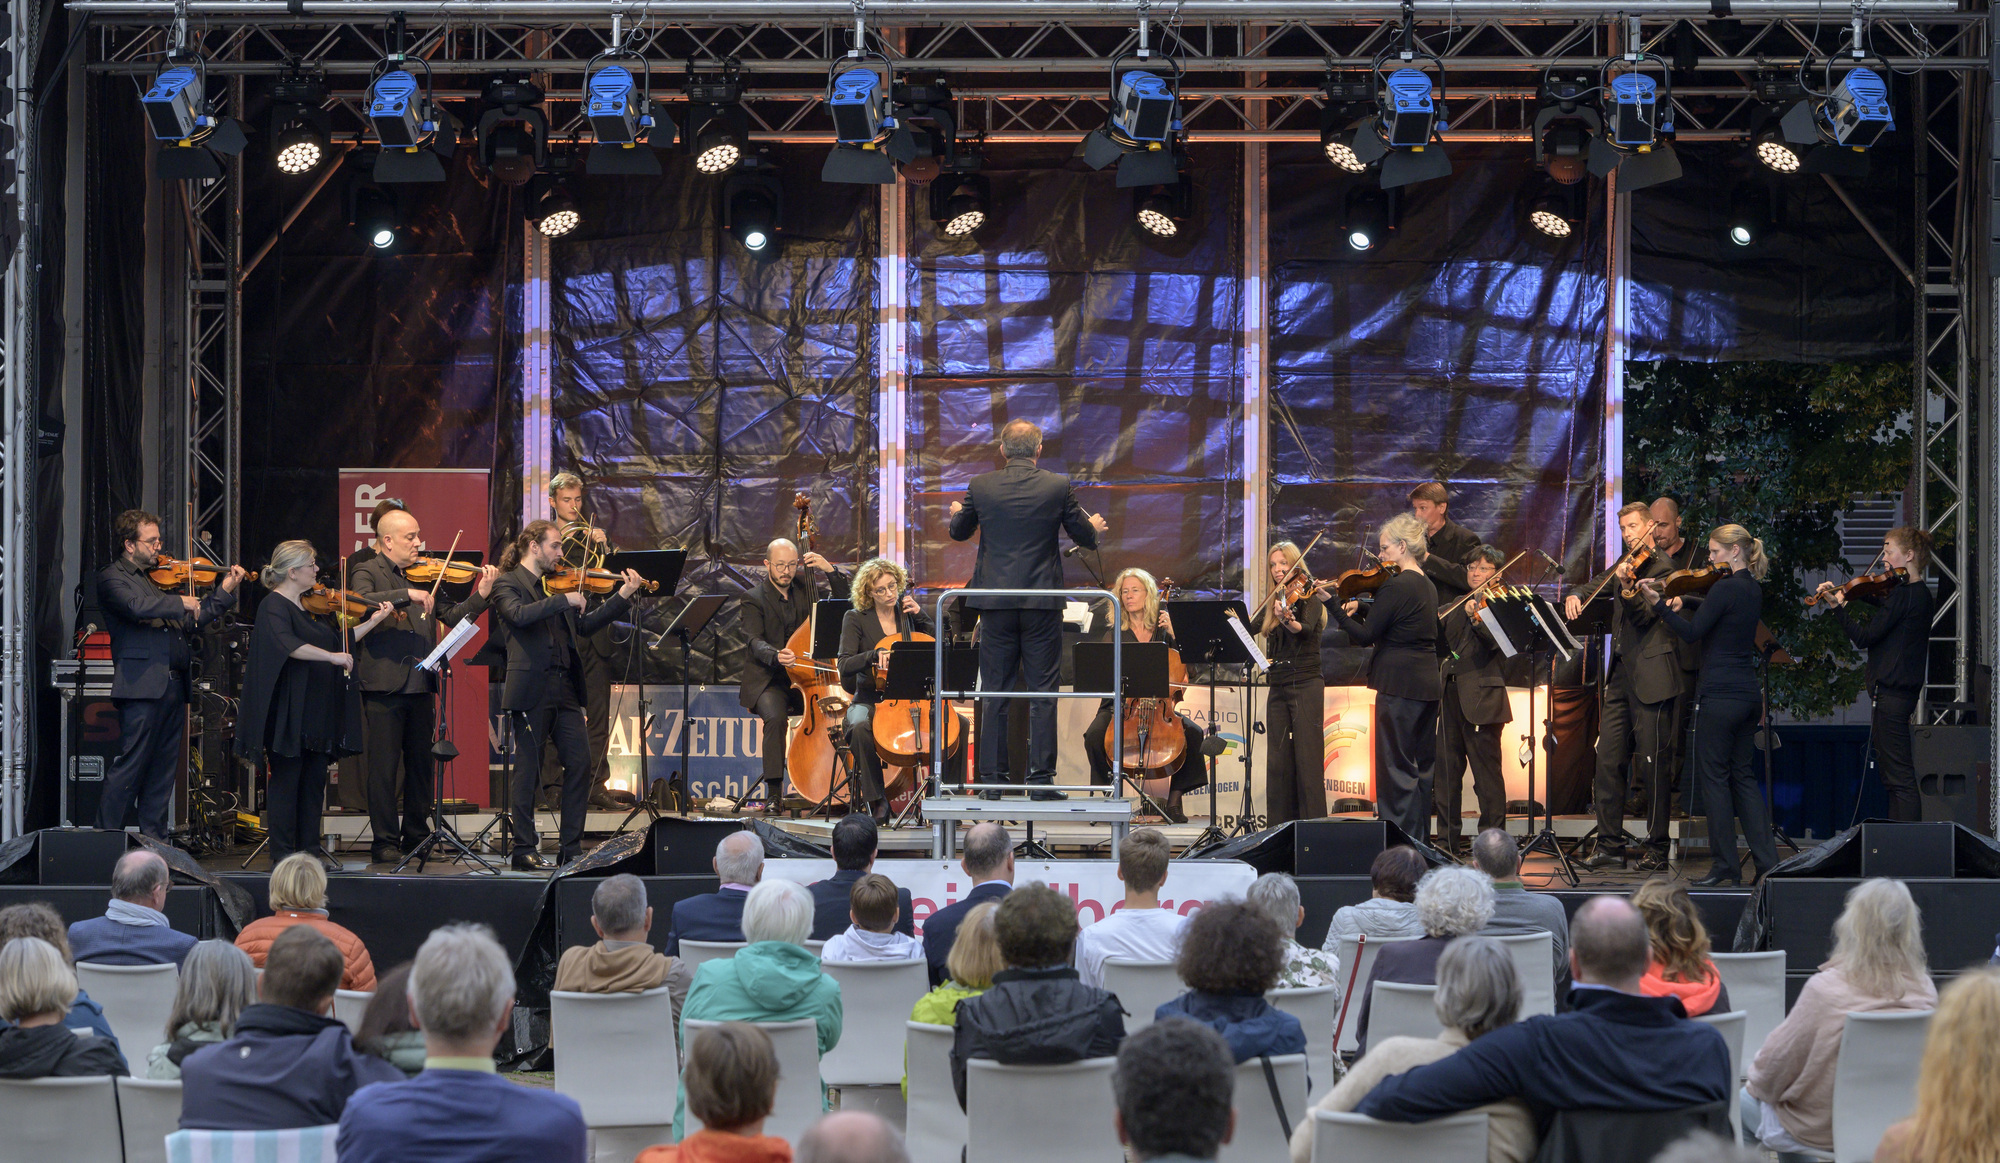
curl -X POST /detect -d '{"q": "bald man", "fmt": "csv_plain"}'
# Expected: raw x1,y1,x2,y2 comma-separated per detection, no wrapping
738,537,844,806
67,849,198,966
797,1111,910,1163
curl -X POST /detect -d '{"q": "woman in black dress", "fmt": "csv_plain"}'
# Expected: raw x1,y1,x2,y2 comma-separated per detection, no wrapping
1262,541,1329,826
1081,568,1206,821
1816,526,1935,821
236,540,392,864
1329,513,1442,842
1638,523,1776,886
836,557,932,823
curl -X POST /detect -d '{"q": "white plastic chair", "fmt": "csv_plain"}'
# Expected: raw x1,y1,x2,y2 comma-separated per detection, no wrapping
1332,936,1385,1056
0,1076,124,1163
678,939,746,978
549,987,679,1130
1693,1010,1747,1142
1830,1010,1933,1163
685,1017,822,1144
965,1057,1121,1163
1365,981,1442,1046
1267,985,1338,1098
164,1125,339,1163
1221,1053,1309,1163
1711,951,1787,1071
1310,1109,1488,1163
332,988,372,1035
820,959,929,1086
905,1021,966,1163
805,939,826,954
74,961,178,1064
1099,957,1184,1033
1493,931,1557,1017
114,1076,183,1163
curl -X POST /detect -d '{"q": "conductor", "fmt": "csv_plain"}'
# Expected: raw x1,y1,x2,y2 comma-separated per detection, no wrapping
949,419,1107,800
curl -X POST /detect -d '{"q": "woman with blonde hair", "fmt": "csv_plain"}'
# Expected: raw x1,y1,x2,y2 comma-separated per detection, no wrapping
1745,878,1935,1156
1817,526,1935,821
0,937,126,1078
1874,969,2000,1163
234,852,378,990
1081,567,1206,821
835,556,936,822
1330,513,1443,839
1258,540,1330,825
903,899,1003,1095
1632,877,1731,1017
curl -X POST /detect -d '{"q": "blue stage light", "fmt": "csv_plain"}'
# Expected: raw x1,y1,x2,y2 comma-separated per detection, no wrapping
829,69,888,144
1605,73,1663,149
141,66,205,141
1380,69,1439,149
1112,71,1177,143
142,61,249,181
1825,67,1894,148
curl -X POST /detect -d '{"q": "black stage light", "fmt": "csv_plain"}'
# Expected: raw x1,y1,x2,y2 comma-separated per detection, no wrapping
1532,69,1600,187
930,169,990,238
349,183,402,250
1343,186,1391,251
269,68,331,176
530,178,581,238
142,59,250,181
475,77,548,187
723,166,783,256
1724,182,1775,247
685,63,749,175
1773,56,1894,178
1318,78,1375,174
1132,177,1191,238
1526,179,1584,240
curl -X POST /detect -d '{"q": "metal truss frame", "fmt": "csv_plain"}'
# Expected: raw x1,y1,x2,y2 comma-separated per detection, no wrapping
0,0,36,839
179,77,244,571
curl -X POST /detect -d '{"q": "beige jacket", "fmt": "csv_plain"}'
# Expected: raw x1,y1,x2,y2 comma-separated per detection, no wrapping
1745,965,1936,1152
1287,1029,1537,1163
554,940,693,1032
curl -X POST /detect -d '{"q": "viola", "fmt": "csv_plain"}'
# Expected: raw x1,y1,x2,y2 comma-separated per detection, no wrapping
1617,542,1656,599
871,585,963,779
784,493,843,806
544,566,658,595
1102,576,1188,783
1806,567,1908,607
1654,563,1732,599
147,554,255,591
300,585,399,623
1331,562,1398,603
404,555,481,586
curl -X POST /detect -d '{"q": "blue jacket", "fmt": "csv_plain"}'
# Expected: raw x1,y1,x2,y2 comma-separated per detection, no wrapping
339,1068,586,1163
68,915,198,967
665,887,749,955
923,881,1011,986
179,1004,403,1130
1155,991,1307,1064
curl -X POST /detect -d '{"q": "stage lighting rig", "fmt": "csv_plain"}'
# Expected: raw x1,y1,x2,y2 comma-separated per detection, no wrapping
348,182,402,251
528,175,582,239
1531,70,1599,186
473,78,549,187
822,57,897,184
928,141,990,238
684,60,750,175
269,66,331,176
141,57,250,181
1078,7,1186,188
1343,186,1394,252
723,161,783,257
1318,77,1375,174
1585,31,1681,193
582,48,677,177
1772,34,1895,178
367,58,459,184
1342,4,1452,190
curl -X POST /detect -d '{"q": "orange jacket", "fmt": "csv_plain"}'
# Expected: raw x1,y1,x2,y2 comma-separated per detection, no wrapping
235,911,377,992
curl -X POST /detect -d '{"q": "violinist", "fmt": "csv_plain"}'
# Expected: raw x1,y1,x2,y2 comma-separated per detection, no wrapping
95,509,246,840
1816,526,1934,822
1434,545,1512,855
492,521,644,869
1329,515,1441,841
1080,569,1206,823
349,507,500,865
1651,496,1704,815
1260,542,1329,825
236,541,393,866
1408,481,1483,604
344,497,408,570
738,537,843,807
549,472,622,811
1637,523,1776,887
836,559,930,824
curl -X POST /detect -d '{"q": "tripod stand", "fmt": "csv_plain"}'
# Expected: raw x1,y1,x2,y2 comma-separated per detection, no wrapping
1484,591,1581,885
396,653,500,874
1755,625,1801,856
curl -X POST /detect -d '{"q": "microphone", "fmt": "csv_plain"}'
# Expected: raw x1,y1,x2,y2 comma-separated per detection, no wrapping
1536,549,1563,572
1064,544,1092,558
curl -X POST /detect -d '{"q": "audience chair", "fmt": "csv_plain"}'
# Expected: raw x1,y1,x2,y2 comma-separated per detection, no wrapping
164,1125,339,1163
820,958,928,1088
1829,1009,1933,1163
1099,957,1183,1033
904,1021,965,1163
332,988,372,1035
1493,931,1557,1017
0,1076,124,1163
805,939,825,954
74,961,178,1063
964,1057,1120,1163
1692,1010,1747,1141
685,1017,821,1144
1709,951,1786,1070
677,939,746,978
549,986,679,1134
1365,980,1443,1046
114,1076,183,1163
1309,1109,1488,1163
1331,936,1385,1057
1536,1102,1731,1163
1267,984,1337,1098
1220,1053,1308,1163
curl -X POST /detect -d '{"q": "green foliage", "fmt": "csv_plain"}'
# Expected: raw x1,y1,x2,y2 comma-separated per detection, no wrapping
1624,360,1912,719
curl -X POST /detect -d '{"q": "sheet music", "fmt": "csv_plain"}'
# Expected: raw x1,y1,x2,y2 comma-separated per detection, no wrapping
1224,610,1271,674
417,617,480,672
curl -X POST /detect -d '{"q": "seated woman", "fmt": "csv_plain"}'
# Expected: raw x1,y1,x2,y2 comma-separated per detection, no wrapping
1081,568,1207,822
1249,872,1339,991
1290,936,1535,1163
1746,878,1936,1158
1355,865,1495,1053
1322,846,1428,955
1873,968,2000,1163
234,852,377,991
836,557,935,824
0,902,121,1051
1633,877,1732,1017
0,937,126,1078
639,1023,790,1163
905,900,1002,1095
355,963,425,1076
147,940,257,1079
1155,900,1306,1063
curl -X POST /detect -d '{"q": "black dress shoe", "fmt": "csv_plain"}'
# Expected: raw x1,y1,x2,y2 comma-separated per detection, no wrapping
1583,850,1627,870
979,790,1003,801
1027,787,1069,802
511,853,555,872
1690,868,1741,888
369,845,401,865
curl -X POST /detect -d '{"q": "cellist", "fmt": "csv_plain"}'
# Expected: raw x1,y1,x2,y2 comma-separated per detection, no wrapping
835,558,929,823
1080,568,1206,822
737,537,843,807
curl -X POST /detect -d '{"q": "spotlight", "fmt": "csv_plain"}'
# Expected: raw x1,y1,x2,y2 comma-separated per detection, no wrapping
723,166,783,256
1080,57,1185,188
822,63,897,184
141,59,250,181
583,57,675,177
529,177,581,238
269,68,331,176
1532,70,1600,186
474,78,548,187
1724,182,1775,247
1318,79,1375,174
1343,9,1454,192
1132,174,1192,239
1343,186,1391,252
684,64,749,175
348,183,401,251
1526,180,1583,240
367,63,459,183
1528,202,1572,239
1776,58,1894,176
929,161,991,239
1585,59,1682,192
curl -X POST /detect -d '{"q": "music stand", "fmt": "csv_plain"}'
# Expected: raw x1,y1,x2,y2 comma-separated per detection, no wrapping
644,595,729,821
880,643,977,826
1163,599,1257,846
1479,594,1580,886
396,621,500,875
605,549,687,592
1072,641,1178,815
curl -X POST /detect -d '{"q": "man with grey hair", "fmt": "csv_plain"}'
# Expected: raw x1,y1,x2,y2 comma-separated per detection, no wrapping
922,821,1015,985
737,534,843,806
797,1110,912,1163
67,849,197,966
666,830,764,954
338,924,586,1163
1470,827,1572,1000
553,874,690,1020
1247,872,1339,990
1355,864,1495,1053
949,419,1107,801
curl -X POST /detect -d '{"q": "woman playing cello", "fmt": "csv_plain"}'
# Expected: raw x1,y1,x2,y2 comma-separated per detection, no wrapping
1081,568,1207,823
836,558,931,823
1262,541,1329,826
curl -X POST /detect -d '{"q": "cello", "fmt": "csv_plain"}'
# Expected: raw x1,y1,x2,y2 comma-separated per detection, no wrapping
1101,575,1189,791
871,584,964,778
782,494,845,806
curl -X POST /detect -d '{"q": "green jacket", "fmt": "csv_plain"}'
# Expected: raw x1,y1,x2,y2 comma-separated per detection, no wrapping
904,982,986,1096
674,941,843,1138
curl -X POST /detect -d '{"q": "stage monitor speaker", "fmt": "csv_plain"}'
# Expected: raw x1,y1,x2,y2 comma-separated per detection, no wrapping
1913,725,1991,831
35,829,130,886
649,818,750,875
1293,819,1392,876
1858,821,1956,879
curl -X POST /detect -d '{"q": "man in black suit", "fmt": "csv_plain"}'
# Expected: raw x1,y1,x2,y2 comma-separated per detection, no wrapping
737,537,842,806
948,420,1106,800
809,814,914,941
96,509,244,839
1650,496,1705,819
664,830,765,954
1409,481,1482,605
349,508,498,864
491,519,643,870
1435,545,1514,855
922,822,1014,986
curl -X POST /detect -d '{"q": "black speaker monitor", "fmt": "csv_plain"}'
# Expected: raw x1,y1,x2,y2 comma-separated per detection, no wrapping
649,818,751,876
37,829,131,886
1858,821,1956,879
1292,819,1392,876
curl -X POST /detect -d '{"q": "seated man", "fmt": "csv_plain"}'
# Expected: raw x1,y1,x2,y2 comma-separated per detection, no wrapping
1074,828,1186,989
809,814,914,941
821,874,924,963
951,883,1126,1108
796,1110,911,1163
180,925,402,1129
638,1023,791,1163
923,822,1013,987
554,874,691,1023
1470,828,1572,1000
67,850,198,967
339,924,587,1163
1114,1019,1237,1163
666,831,763,955
0,902,123,1055
1354,897,1732,1133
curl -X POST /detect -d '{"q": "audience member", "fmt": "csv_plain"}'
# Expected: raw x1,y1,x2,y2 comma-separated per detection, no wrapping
354,963,425,1076
796,1110,910,1163
821,874,924,963
1354,897,1731,1131
1874,968,2000,1163
666,831,765,955
1155,900,1306,1063
636,1023,791,1163
1290,936,1535,1163
1745,878,1935,1157
1471,828,1571,997
0,901,122,1051
234,852,377,991
338,924,587,1163
922,822,1013,986
180,924,402,1129
1321,846,1426,954
554,874,690,1027
809,815,914,941
1648,1131,1766,1163
1632,878,1731,1018
67,849,198,966
1074,828,1187,988
951,882,1124,1108
676,878,843,1138
1113,1019,1237,1163
0,937,126,1078
1247,872,1338,990
148,939,256,1080
905,900,1001,1095
1356,864,1495,1052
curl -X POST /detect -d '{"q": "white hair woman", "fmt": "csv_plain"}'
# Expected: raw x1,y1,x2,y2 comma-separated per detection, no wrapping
147,939,257,1079
1354,864,1495,1053
1248,872,1339,990
1744,878,1935,1156
674,878,843,1139
0,937,126,1078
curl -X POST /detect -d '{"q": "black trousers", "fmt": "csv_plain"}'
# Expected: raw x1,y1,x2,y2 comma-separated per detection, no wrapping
581,637,613,793
1435,680,1506,849
976,608,1062,785
751,685,800,795
265,750,329,860
1872,688,1922,822
1083,707,1208,794
98,683,185,839
1266,679,1329,826
363,692,436,851
1592,663,1676,846
510,676,593,860
844,701,889,805
1373,693,1437,841
1694,694,1779,877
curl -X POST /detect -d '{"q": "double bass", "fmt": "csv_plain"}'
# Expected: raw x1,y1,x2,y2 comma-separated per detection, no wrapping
783,494,845,806
1101,576,1189,786
870,585,964,777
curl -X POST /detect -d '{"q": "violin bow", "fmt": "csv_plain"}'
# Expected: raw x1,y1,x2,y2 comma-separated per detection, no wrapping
339,554,353,676
1578,518,1660,605
1439,550,1528,618
1249,529,1326,625
427,530,462,610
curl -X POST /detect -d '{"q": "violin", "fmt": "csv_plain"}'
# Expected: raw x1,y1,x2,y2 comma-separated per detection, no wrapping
1651,563,1732,599
1806,567,1908,607
543,566,658,595
300,585,399,624
404,555,481,586
1617,542,1656,599
147,554,254,591
1331,562,1398,603
1578,517,1661,605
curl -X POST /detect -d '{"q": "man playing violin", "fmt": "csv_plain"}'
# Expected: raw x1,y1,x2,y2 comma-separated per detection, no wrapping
1434,545,1512,855
835,558,930,823
548,472,623,812
96,509,246,840
1817,526,1934,822
1650,496,1704,819
349,507,500,865
738,537,842,807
